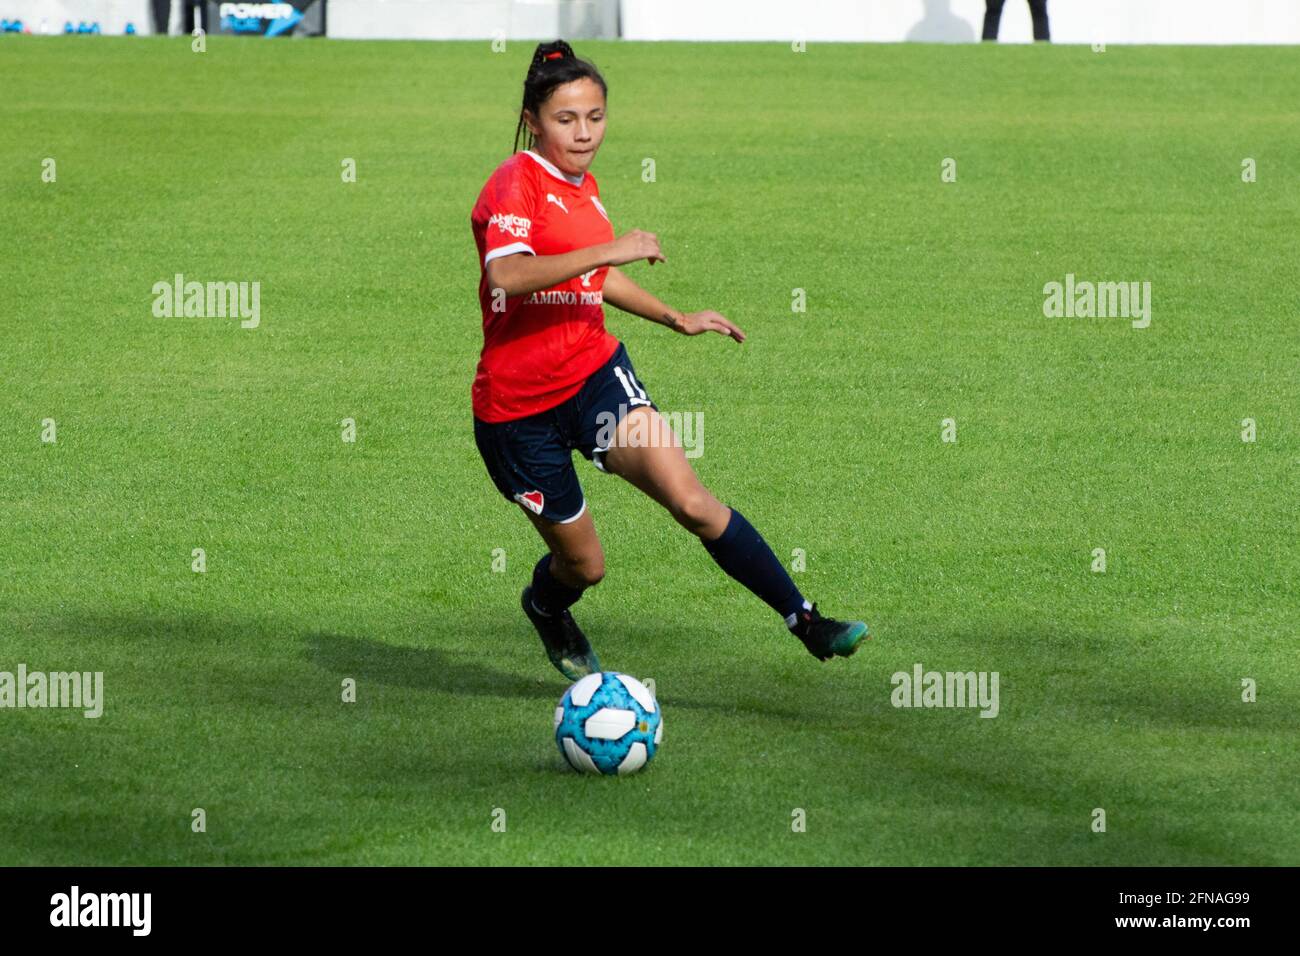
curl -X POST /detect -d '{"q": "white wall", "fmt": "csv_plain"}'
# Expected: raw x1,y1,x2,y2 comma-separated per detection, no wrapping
620,0,1300,44
9,0,1293,44
329,0,618,41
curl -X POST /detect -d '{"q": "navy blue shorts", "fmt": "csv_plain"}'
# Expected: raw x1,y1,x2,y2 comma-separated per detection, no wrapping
473,340,659,524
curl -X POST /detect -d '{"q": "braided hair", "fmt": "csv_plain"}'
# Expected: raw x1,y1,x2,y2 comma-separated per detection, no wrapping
513,40,608,155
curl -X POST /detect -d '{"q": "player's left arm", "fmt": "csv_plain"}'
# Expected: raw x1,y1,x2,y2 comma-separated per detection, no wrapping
602,266,746,343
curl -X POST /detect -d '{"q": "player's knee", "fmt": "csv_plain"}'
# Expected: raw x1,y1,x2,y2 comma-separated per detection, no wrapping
575,559,606,587
671,488,719,534
561,552,605,588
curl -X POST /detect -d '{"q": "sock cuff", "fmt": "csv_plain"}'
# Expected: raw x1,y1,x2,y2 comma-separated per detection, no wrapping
532,553,584,614
702,506,745,554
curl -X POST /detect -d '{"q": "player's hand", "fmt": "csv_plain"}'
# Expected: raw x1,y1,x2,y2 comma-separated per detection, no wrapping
674,310,746,343
606,230,665,267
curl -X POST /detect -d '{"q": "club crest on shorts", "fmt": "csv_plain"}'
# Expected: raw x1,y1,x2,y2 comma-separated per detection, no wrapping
515,490,544,515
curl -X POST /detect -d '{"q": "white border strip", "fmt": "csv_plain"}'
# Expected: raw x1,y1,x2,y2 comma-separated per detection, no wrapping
484,241,535,266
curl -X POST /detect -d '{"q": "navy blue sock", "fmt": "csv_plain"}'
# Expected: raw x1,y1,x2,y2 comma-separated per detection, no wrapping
701,507,811,627
530,553,584,617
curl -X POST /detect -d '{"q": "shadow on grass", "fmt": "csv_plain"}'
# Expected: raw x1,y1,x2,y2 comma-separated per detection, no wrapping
25,608,1296,733
306,630,551,700
21,605,810,719
12,608,1296,864
305,629,811,722
25,605,1296,762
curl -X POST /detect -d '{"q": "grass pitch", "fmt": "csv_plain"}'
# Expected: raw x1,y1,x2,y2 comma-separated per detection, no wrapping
1,36,1297,865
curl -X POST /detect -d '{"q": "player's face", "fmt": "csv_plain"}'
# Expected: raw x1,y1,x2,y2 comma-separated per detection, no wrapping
527,77,606,177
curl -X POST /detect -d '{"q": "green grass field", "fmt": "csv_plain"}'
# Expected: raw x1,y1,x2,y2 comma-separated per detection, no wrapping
1,36,1297,866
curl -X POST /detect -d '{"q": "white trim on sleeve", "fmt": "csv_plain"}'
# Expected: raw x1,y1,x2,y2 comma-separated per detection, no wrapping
484,241,535,267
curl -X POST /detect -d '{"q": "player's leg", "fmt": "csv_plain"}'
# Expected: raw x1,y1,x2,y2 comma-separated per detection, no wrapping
982,0,1005,40
517,504,605,682
520,499,604,595
600,405,869,660
473,412,602,680
599,406,729,538
1027,0,1050,41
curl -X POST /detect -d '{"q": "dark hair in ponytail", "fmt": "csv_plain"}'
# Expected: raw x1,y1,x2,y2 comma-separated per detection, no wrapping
513,40,608,154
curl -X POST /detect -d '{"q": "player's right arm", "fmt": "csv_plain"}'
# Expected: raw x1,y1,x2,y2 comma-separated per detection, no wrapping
486,230,665,298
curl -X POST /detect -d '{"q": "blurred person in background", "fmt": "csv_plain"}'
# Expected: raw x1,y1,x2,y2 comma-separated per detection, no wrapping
983,0,1050,42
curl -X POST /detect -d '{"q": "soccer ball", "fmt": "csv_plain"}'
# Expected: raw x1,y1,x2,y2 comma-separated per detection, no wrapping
554,672,663,775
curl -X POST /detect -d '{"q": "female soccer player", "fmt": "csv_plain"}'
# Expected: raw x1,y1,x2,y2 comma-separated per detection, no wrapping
471,40,869,681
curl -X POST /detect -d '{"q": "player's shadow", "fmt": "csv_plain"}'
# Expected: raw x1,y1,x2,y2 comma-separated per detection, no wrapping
26,606,804,719
305,629,553,701
905,0,977,42
32,608,1281,731
305,627,810,721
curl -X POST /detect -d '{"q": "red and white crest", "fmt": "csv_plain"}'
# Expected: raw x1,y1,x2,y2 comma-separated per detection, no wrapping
514,490,544,515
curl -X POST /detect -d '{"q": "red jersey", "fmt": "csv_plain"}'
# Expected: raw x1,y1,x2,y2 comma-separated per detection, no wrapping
470,149,620,423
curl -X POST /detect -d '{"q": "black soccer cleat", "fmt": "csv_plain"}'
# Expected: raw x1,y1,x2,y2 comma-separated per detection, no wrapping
521,585,601,682
792,603,870,661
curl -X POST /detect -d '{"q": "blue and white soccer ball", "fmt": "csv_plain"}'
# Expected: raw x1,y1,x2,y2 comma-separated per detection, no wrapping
554,672,663,775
